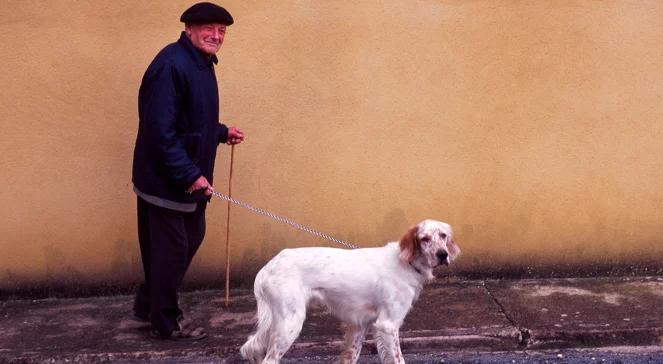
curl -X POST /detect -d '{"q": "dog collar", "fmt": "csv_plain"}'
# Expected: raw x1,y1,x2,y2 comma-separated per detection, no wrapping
409,262,424,275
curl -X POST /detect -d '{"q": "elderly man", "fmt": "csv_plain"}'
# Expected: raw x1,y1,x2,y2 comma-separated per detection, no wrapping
131,2,244,341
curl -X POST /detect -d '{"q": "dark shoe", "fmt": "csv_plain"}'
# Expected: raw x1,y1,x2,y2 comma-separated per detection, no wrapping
150,326,207,341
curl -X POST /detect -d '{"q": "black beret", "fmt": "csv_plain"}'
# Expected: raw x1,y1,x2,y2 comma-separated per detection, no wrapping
180,2,234,25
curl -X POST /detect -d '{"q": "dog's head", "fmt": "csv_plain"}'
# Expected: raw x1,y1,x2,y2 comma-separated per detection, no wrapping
399,219,461,277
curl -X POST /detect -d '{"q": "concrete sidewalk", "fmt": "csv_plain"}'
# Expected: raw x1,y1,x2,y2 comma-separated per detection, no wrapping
2,277,663,363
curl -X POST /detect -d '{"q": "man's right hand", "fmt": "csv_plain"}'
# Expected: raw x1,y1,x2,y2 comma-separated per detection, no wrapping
187,176,213,196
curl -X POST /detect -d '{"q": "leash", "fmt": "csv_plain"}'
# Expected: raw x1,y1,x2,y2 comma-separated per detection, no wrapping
212,189,359,249
212,146,358,249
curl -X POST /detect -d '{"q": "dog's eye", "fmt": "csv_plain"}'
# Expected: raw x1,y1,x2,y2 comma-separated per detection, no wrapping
420,236,431,243
439,233,447,239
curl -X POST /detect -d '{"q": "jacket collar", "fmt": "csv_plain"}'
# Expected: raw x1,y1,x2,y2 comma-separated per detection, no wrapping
178,31,218,69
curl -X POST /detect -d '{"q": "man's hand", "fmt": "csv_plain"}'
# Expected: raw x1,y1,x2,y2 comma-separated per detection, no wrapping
186,175,213,196
227,126,245,145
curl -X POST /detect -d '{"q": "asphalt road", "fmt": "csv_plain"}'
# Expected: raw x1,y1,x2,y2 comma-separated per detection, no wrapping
98,346,663,363
281,346,663,364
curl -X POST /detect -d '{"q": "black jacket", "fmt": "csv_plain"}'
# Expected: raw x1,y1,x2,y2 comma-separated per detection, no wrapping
132,32,229,203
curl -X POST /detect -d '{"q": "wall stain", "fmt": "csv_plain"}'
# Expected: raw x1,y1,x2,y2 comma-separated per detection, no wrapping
110,239,141,282
44,244,83,282
236,223,287,286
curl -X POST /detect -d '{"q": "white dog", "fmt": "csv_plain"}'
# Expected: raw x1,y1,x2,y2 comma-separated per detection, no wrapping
240,219,461,364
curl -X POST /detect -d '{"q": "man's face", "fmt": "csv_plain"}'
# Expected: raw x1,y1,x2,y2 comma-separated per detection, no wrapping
185,23,227,55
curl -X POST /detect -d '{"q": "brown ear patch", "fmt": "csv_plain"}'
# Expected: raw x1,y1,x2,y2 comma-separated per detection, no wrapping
447,238,461,261
399,226,420,263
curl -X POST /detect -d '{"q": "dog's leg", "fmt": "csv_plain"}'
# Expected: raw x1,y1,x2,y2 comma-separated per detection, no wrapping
393,329,404,364
262,313,305,364
374,320,405,364
240,289,272,363
261,289,307,364
338,323,367,364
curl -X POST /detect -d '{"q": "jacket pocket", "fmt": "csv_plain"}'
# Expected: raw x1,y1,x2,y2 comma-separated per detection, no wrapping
181,133,202,164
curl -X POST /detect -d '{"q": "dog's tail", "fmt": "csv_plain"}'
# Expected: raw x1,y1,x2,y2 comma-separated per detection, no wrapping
240,272,272,363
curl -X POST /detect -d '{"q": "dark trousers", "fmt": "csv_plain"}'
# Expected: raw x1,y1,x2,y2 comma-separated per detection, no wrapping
133,196,206,335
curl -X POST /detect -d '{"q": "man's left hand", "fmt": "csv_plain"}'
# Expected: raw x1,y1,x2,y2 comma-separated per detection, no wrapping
227,126,245,145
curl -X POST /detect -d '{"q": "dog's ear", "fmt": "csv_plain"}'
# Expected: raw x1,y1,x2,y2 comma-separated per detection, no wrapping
399,225,420,263
447,238,461,261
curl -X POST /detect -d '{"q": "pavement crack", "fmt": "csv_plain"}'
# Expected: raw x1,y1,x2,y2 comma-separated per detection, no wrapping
480,280,531,348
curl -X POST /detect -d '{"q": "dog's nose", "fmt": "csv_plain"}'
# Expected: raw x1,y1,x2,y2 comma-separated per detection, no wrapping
436,250,449,265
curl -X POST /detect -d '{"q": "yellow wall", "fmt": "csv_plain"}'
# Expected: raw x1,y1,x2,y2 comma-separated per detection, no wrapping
2,1,662,287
